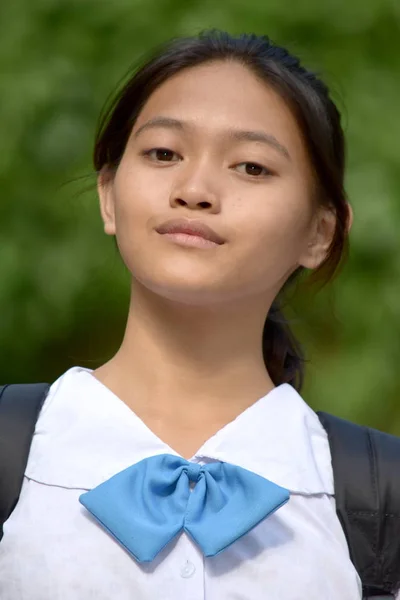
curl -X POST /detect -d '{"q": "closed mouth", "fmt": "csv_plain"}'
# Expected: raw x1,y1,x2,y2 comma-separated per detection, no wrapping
155,219,225,245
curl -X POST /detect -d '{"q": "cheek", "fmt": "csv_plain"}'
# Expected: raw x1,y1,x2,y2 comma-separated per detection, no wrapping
112,161,165,229
232,193,312,284
110,162,172,278
239,187,312,253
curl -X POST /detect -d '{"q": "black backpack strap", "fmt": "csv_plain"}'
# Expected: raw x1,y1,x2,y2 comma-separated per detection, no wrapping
317,411,400,598
0,383,50,540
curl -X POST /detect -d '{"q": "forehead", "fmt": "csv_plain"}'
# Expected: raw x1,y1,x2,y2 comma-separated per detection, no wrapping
134,61,306,157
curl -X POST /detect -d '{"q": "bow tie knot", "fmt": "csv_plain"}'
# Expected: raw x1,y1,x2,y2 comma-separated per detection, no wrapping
80,453,289,563
186,461,201,483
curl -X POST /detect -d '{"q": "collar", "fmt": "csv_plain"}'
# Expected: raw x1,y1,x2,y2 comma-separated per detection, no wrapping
26,367,333,495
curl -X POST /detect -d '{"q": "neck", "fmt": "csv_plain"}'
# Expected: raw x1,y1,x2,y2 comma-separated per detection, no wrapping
94,280,275,428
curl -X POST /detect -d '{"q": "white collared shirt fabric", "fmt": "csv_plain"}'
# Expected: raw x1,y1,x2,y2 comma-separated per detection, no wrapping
0,367,363,599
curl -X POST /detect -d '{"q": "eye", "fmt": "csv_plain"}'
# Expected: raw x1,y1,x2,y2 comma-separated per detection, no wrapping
143,148,181,162
235,162,272,177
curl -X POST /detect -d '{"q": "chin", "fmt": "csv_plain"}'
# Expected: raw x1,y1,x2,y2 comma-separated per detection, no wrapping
149,281,229,306
131,271,237,307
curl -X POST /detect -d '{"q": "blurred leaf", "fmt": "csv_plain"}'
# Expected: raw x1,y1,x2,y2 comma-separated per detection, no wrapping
0,0,399,433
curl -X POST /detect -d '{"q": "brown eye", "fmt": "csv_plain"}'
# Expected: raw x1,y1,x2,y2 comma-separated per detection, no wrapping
145,148,180,162
236,162,270,177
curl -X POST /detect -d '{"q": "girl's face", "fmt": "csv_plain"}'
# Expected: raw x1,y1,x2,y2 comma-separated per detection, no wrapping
99,60,335,306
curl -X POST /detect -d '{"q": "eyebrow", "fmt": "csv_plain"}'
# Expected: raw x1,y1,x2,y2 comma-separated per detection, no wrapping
133,116,291,160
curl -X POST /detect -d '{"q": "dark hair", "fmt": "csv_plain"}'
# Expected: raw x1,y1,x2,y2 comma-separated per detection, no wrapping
94,30,351,392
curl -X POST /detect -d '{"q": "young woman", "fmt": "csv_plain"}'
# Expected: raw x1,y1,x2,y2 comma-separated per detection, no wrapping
0,30,365,598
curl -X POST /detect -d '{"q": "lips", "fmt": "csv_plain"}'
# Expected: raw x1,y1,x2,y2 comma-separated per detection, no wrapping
155,218,225,245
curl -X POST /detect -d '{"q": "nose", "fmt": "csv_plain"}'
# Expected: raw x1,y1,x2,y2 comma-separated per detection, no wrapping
169,160,221,212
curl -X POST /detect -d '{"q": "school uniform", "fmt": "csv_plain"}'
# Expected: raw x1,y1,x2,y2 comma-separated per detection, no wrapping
0,366,362,599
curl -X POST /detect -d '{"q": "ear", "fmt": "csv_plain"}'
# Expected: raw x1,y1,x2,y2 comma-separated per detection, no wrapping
97,169,116,236
299,204,341,271
346,203,354,233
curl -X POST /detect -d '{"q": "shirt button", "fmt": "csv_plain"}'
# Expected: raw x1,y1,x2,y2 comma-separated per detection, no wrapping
180,560,196,578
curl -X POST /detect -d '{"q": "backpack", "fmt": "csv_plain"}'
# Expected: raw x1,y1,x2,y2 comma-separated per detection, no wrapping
0,384,399,598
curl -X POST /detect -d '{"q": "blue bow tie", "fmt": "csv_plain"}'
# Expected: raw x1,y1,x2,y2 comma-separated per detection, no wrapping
79,454,289,563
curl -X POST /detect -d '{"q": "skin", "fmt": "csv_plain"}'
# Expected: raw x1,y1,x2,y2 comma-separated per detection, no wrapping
94,60,352,459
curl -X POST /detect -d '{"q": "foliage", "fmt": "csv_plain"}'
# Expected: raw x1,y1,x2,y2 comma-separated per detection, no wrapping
1,0,399,432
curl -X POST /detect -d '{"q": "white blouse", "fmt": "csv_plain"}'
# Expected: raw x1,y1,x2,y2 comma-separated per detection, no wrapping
0,367,362,599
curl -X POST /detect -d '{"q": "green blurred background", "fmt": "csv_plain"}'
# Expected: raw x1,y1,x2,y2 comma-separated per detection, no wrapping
1,0,399,432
